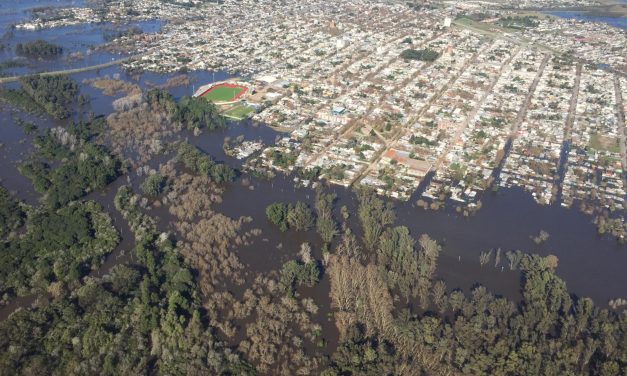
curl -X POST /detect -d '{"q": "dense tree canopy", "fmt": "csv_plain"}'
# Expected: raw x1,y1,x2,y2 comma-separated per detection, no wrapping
0,187,254,375
140,174,167,196
0,201,119,297
175,142,236,183
175,95,225,130
400,48,440,62
357,187,395,251
144,89,226,131
326,248,627,376
0,185,25,239
19,75,78,119
287,201,314,231
15,40,62,58
266,202,289,232
19,129,121,208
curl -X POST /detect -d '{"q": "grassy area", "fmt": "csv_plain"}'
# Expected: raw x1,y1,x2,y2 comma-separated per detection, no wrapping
454,16,518,36
0,88,42,114
202,86,245,102
223,103,255,120
589,133,621,154
454,17,498,34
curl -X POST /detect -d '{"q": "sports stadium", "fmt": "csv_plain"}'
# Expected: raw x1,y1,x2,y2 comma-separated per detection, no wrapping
194,81,250,104
193,80,255,120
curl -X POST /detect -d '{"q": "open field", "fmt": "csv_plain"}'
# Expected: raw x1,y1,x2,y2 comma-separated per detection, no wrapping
589,133,621,153
223,103,255,120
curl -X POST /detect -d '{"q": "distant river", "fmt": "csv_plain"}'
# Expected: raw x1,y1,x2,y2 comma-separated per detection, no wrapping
546,10,627,30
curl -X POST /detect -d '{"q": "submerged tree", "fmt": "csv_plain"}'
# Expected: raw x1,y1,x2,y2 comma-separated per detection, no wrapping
416,234,441,309
479,249,492,267
265,202,289,232
279,257,320,296
315,189,338,244
140,174,166,196
287,201,314,231
357,188,395,251
506,250,524,270
377,226,419,301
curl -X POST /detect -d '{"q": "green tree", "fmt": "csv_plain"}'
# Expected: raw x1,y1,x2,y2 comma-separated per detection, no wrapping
175,95,225,130
377,226,419,300
176,142,235,182
287,201,314,231
266,202,289,232
280,259,320,295
315,190,337,244
357,188,395,251
19,74,78,119
140,174,166,196
400,48,440,62
0,185,24,239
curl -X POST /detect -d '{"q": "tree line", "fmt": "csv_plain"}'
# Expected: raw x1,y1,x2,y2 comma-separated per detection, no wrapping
15,40,62,58
19,124,121,209
19,74,79,119
320,187,626,376
0,185,254,375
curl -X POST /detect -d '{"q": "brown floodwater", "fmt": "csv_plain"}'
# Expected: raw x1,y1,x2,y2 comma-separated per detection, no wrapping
0,64,625,355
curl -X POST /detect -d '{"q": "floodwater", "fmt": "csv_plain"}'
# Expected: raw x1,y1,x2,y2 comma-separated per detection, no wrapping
214,172,626,307
0,0,161,77
547,11,627,30
0,24,625,351
0,0,87,32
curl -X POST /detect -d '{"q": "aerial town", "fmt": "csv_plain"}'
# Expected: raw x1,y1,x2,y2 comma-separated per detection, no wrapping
2,0,627,375
13,0,626,215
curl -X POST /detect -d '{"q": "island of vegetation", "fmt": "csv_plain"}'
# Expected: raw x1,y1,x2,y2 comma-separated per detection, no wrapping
15,40,63,58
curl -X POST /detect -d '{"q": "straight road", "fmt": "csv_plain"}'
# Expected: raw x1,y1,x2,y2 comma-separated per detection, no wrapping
490,54,550,181
613,76,627,184
554,62,583,202
0,55,135,84
509,55,550,138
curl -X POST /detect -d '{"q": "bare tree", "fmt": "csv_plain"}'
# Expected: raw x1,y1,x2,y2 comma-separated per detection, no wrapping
506,250,524,270
432,280,447,313
479,250,492,267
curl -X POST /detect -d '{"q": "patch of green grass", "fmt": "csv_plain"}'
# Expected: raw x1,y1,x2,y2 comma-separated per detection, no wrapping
202,86,244,102
0,88,42,114
589,133,621,154
223,104,254,120
0,60,27,71
454,17,517,35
